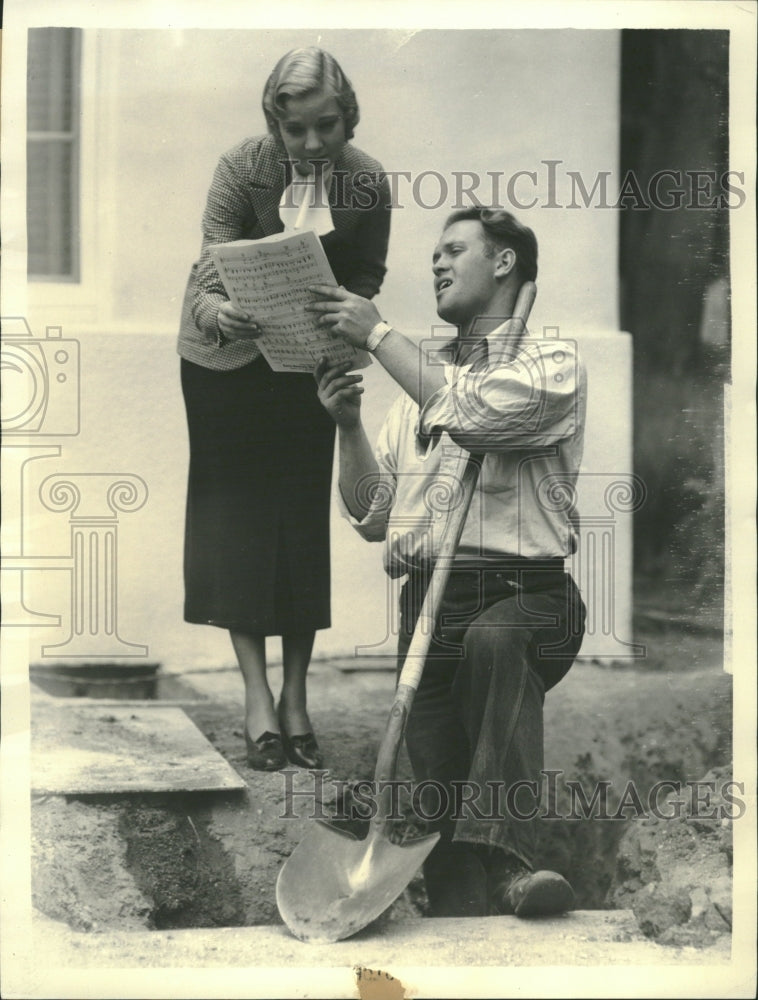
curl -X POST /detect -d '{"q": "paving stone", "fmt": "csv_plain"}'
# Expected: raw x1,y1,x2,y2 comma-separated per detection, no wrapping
32,702,246,794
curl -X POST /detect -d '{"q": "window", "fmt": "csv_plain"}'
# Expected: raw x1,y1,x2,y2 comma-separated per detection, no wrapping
27,27,82,281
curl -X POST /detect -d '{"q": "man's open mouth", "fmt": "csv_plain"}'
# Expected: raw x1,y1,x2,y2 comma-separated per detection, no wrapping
436,279,452,293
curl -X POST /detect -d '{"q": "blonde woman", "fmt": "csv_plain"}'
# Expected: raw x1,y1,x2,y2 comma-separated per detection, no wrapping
178,47,391,770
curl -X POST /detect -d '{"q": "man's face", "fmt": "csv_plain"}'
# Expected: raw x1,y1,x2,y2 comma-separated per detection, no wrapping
432,220,499,327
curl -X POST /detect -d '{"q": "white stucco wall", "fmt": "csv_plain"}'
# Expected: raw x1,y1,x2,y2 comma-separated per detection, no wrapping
24,28,621,334
5,28,637,669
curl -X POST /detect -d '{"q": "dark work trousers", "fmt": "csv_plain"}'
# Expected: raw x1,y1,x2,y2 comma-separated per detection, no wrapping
396,561,586,915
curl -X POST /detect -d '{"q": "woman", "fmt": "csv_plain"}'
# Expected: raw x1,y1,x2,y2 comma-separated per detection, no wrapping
178,47,391,770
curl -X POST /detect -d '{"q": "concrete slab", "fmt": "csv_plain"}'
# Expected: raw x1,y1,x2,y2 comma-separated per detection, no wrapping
30,909,732,999
31,702,246,794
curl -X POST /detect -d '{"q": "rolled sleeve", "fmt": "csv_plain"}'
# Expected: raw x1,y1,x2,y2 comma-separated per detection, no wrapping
338,397,404,540
418,340,584,452
336,473,395,542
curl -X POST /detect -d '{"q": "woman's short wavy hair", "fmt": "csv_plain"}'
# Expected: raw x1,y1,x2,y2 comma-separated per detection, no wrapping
262,47,360,141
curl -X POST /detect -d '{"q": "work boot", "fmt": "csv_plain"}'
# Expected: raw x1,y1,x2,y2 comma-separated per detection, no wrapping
486,849,575,917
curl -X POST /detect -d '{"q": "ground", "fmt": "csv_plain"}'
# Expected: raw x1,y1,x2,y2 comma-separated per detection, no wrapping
31,583,733,945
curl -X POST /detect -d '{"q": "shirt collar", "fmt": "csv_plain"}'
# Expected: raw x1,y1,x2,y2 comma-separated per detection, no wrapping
437,319,520,369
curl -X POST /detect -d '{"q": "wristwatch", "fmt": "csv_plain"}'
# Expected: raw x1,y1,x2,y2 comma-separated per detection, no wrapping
366,320,393,353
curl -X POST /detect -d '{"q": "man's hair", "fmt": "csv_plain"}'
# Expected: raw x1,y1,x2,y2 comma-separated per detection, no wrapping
444,207,538,282
262,47,360,141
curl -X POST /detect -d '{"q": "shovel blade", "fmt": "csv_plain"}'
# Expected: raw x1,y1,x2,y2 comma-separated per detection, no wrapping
276,820,439,943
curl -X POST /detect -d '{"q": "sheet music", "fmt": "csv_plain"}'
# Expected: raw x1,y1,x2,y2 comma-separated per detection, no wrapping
211,229,371,373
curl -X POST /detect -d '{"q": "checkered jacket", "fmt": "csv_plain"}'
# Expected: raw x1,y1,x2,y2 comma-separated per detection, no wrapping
177,133,392,371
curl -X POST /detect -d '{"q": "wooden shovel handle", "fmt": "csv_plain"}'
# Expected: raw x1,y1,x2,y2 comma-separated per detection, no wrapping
373,281,537,791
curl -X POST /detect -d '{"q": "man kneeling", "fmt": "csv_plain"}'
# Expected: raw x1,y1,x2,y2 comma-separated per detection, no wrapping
310,207,587,917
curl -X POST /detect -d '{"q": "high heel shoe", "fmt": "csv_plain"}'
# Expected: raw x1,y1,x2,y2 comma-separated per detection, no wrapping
245,730,286,771
278,706,324,769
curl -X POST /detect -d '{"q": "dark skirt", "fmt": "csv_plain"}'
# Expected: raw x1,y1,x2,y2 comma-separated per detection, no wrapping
181,357,336,634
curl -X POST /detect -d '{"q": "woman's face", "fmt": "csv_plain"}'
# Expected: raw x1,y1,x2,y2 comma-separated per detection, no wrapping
278,90,346,177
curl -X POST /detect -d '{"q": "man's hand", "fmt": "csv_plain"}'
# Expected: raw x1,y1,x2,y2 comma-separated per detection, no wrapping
307,285,382,349
315,358,365,429
217,301,261,341
315,357,380,521
311,285,446,408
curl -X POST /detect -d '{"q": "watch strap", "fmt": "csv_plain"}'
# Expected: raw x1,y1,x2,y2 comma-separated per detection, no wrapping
366,321,392,353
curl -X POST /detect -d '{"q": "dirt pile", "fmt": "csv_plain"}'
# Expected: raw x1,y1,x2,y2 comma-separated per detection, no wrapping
536,666,731,909
32,797,152,932
608,765,735,947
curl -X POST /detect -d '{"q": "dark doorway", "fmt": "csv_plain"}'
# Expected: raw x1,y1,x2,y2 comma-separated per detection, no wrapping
619,30,730,612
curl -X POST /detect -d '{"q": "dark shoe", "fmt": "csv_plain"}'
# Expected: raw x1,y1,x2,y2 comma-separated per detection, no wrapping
282,731,323,769
506,870,575,916
278,704,324,768
491,863,575,917
245,730,286,771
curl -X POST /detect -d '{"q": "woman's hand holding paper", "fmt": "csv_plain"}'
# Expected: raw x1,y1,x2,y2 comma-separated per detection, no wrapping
217,301,262,341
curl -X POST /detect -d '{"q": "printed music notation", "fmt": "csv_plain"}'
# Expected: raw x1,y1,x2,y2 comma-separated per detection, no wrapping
211,229,371,373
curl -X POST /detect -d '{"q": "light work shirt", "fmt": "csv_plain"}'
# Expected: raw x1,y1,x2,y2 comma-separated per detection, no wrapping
340,325,587,578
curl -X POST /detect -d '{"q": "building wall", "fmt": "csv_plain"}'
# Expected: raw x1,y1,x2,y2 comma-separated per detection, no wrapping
8,29,636,668
26,28,621,335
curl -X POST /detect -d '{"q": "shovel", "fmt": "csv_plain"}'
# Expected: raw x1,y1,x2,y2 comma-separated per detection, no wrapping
276,281,538,943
